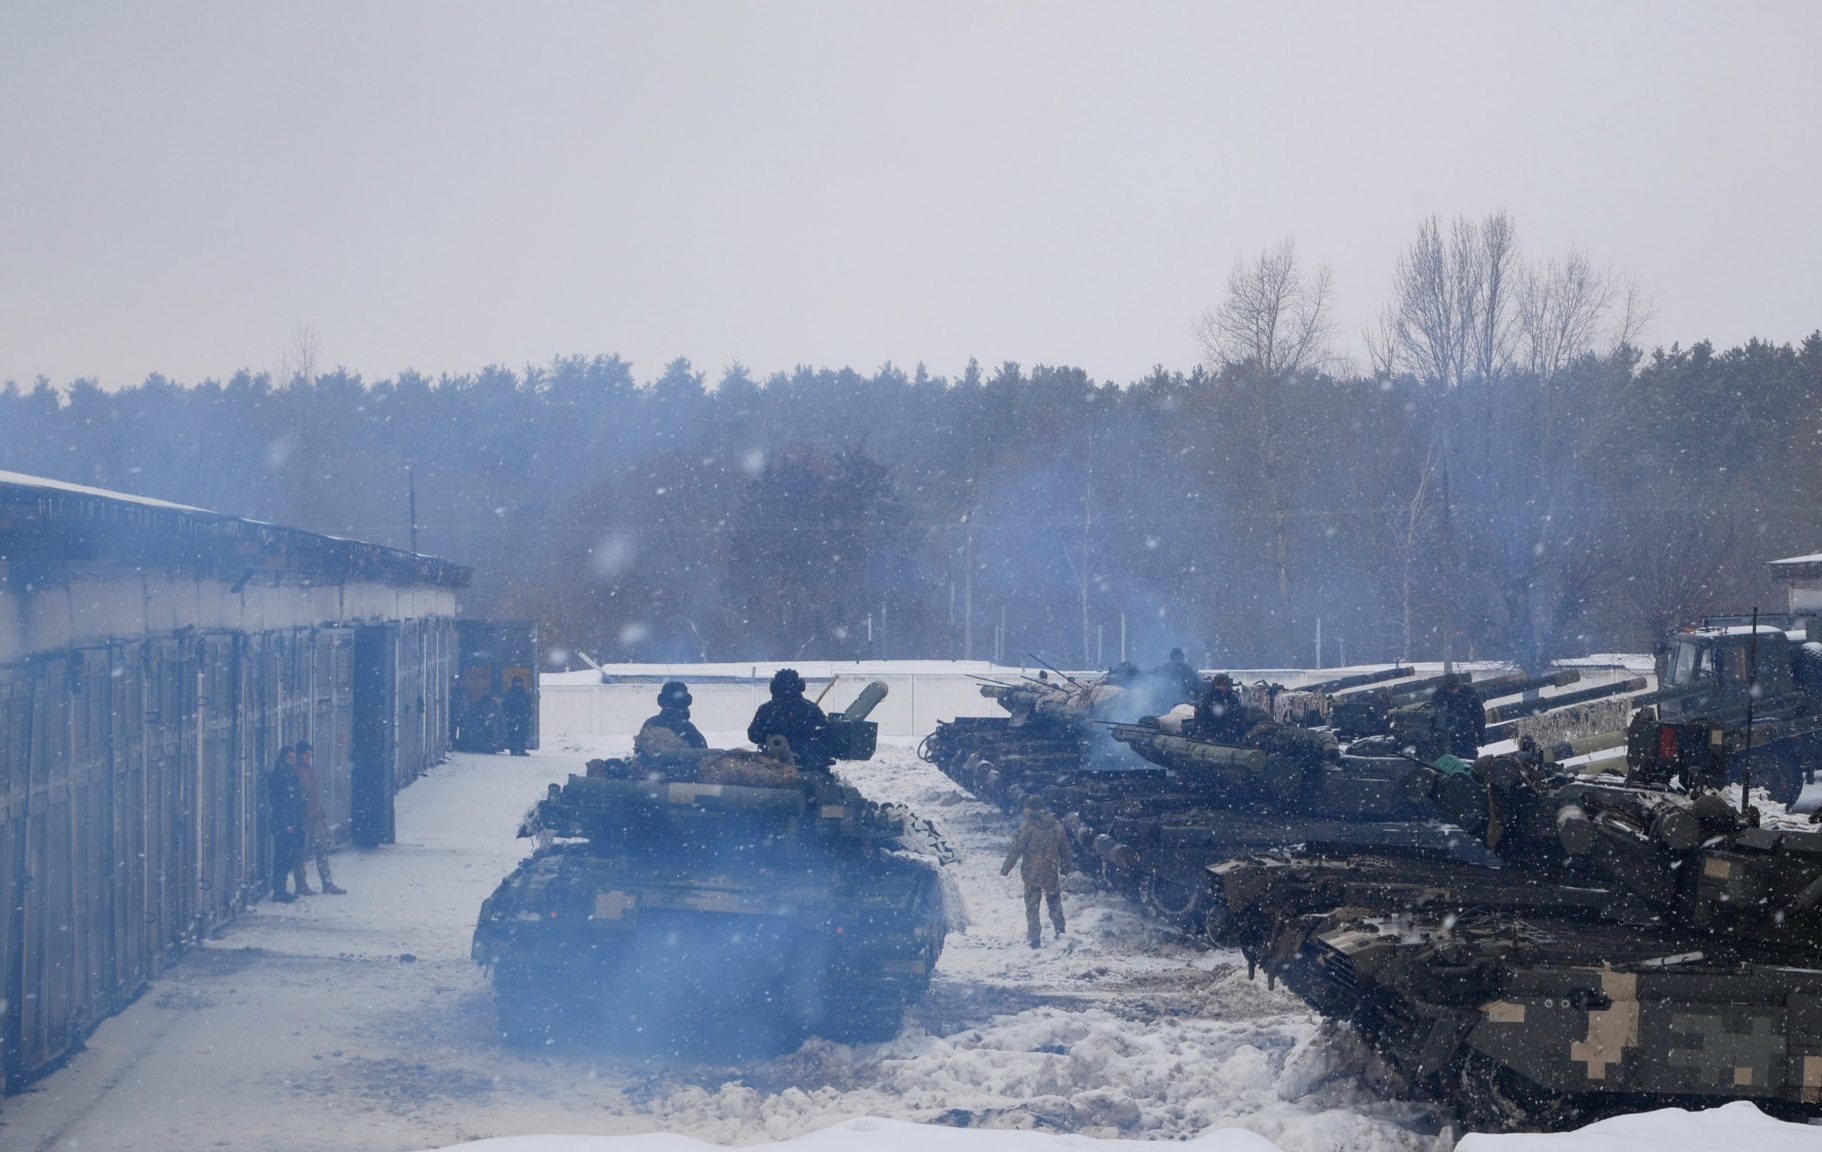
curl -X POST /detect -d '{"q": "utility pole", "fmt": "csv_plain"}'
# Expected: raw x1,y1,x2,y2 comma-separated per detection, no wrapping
963,514,975,662
407,462,419,554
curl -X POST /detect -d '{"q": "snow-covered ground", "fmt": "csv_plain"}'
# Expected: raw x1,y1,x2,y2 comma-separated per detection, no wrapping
2,666,1814,1152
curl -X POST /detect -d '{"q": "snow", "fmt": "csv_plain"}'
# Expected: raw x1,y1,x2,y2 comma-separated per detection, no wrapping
427,1115,1282,1152
1454,1101,1822,1151
0,466,217,514
6,659,1815,1152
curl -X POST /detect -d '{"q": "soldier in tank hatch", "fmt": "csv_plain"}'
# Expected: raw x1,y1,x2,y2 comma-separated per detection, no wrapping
1190,672,1258,744
1002,794,1071,949
635,680,708,758
747,667,832,771
1154,647,1204,705
1428,672,1486,759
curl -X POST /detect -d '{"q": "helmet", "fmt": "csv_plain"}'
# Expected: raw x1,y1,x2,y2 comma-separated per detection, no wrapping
658,680,692,709
1210,673,1234,688
1023,794,1048,812
1169,648,1186,663
770,668,805,698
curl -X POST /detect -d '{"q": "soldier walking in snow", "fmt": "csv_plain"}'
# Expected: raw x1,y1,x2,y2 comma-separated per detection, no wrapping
1001,794,1071,949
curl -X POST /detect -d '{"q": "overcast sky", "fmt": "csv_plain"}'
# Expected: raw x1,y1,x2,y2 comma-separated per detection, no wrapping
2,1,1817,388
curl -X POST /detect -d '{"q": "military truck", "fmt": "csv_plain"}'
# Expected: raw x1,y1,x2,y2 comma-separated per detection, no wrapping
473,684,950,1051
1212,755,1822,1129
1629,617,1822,805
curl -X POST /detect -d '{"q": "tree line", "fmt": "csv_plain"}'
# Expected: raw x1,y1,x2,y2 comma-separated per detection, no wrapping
4,214,1817,671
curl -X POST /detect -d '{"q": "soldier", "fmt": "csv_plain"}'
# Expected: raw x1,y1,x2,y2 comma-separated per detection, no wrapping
1001,794,1071,948
291,740,347,895
634,680,708,758
1154,647,1204,706
747,668,831,771
267,746,308,903
1190,672,1256,744
502,676,533,756
1429,672,1486,759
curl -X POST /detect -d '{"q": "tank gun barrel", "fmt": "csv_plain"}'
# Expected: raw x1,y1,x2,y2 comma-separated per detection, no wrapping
1483,675,1645,726
1108,725,1268,771
1295,666,1416,695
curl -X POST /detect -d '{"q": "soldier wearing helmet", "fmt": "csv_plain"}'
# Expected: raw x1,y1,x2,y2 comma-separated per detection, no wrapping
635,680,707,758
747,667,832,771
1190,672,1257,744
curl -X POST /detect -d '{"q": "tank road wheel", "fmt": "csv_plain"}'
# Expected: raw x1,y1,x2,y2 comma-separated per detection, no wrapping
1143,872,1205,928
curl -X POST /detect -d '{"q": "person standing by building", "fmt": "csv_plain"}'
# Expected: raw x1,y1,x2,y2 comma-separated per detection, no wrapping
267,745,308,903
502,676,533,756
291,740,347,895
1001,795,1072,949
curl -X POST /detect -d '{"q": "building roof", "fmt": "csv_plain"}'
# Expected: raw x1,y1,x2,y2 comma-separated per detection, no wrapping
1770,552,1822,567
0,469,469,589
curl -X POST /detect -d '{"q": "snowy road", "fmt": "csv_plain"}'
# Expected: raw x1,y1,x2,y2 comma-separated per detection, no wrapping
0,740,1436,1152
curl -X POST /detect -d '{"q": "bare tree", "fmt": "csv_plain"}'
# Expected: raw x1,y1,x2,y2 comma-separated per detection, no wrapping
278,323,321,389
1195,239,1336,378
1515,254,1659,379
1196,239,1335,661
1621,509,1733,644
1388,212,1518,388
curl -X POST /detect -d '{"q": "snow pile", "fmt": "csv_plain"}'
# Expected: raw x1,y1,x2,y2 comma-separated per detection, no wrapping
431,1115,1282,1152
1456,1101,1819,1151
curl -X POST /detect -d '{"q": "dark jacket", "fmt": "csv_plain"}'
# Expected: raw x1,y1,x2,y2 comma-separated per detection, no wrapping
1430,683,1486,758
1155,658,1204,706
1191,684,1255,745
503,685,532,728
748,693,830,768
268,762,307,840
639,707,707,751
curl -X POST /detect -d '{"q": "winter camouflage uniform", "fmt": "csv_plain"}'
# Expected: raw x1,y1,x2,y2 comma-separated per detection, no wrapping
1001,802,1071,948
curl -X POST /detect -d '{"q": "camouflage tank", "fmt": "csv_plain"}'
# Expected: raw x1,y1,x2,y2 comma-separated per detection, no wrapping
1211,753,1822,1130
920,664,1414,811
472,684,951,1050
919,671,1173,811
1054,717,1496,932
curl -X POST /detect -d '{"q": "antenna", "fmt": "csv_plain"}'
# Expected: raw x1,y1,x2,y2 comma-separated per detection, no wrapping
1742,606,1759,817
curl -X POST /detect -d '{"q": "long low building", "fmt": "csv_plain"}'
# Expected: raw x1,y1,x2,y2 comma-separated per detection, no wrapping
0,470,470,1090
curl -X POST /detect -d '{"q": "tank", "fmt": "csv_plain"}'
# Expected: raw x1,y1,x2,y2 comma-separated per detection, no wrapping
1052,717,1496,932
919,670,1183,811
1210,754,1822,1130
472,684,950,1051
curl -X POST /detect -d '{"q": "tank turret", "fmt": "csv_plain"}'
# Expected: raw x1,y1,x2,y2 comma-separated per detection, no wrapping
472,682,950,1051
